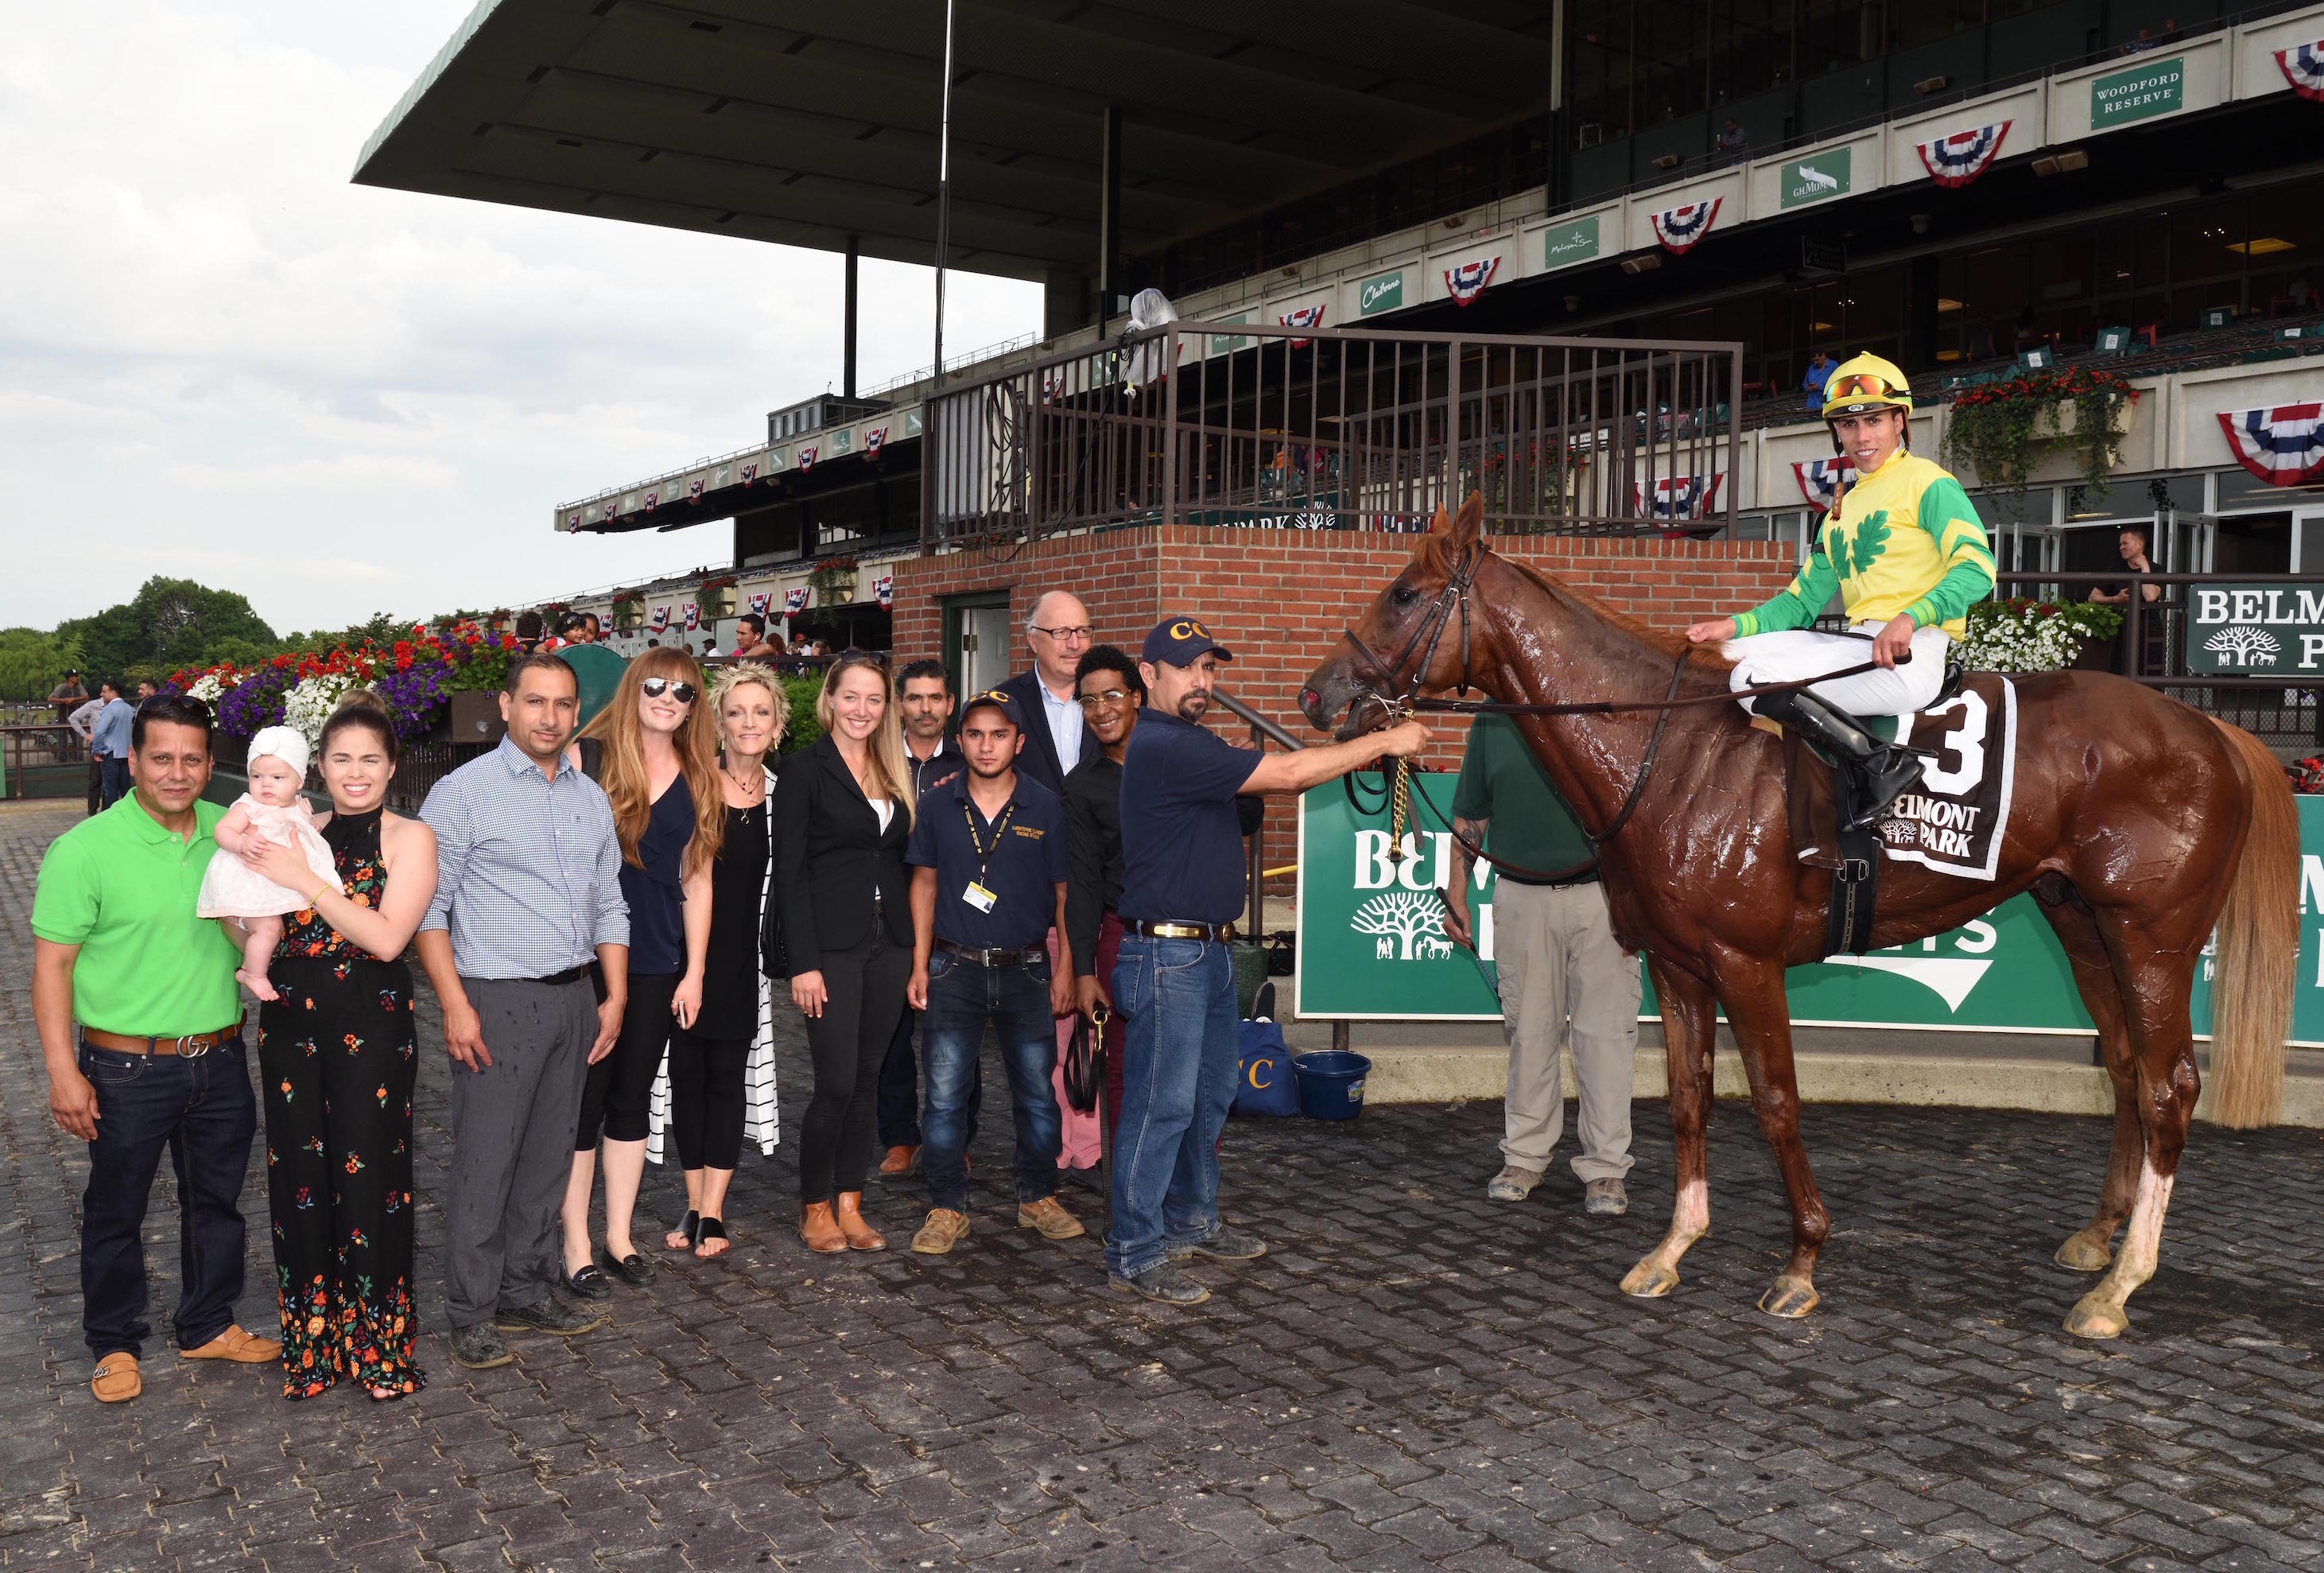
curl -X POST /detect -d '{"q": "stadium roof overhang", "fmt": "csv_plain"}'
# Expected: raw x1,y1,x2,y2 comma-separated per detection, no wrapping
355,0,1561,283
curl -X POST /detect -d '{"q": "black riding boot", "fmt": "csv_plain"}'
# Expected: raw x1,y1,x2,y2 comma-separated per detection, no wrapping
1756,688,1924,829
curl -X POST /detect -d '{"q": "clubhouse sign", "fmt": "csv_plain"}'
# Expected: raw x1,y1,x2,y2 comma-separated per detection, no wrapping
2184,581,2324,673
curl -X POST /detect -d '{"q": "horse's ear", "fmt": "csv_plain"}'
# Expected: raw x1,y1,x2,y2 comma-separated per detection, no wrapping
1426,502,1454,538
1451,491,1484,552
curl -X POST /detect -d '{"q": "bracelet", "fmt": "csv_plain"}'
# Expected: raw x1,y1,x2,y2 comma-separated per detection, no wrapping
311,883,335,906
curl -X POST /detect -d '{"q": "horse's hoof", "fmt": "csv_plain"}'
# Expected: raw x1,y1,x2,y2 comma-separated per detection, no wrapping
2054,1229,2114,1272
1620,1259,1678,1298
2064,1294,2128,1341
1757,1276,1820,1319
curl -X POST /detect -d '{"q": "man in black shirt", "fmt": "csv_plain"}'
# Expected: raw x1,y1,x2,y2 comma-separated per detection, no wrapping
904,690,1081,1253
1064,647,1145,1144
879,659,973,1175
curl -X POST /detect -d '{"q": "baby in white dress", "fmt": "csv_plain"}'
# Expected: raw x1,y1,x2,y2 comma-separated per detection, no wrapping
196,725,336,1002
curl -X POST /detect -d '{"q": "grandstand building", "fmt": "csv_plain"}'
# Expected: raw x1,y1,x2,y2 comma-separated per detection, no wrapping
363,0,2324,693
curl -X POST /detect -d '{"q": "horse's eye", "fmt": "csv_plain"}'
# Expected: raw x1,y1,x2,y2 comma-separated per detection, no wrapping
1391,586,1420,607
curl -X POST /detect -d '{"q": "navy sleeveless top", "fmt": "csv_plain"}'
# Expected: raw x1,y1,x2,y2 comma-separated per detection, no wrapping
619,775,694,975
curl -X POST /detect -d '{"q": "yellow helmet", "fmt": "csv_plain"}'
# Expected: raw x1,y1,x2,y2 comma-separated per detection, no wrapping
1822,352,1914,419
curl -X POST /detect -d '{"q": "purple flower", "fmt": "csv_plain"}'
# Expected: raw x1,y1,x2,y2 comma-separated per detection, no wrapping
216,666,293,739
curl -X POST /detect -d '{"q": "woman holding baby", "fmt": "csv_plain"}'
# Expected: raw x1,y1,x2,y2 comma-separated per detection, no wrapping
227,693,436,1400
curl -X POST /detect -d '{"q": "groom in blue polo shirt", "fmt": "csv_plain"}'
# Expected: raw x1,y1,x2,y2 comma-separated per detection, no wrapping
1108,616,1429,1305
904,689,1084,1255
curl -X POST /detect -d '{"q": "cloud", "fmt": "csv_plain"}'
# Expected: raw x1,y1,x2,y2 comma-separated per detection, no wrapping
0,0,1041,635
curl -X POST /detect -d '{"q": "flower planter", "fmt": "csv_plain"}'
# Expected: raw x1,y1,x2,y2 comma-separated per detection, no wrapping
2031,399,2134,441
429,689,506,744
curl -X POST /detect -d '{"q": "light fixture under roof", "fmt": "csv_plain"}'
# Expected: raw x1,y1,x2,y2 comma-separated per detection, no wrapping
2228,237,2296,255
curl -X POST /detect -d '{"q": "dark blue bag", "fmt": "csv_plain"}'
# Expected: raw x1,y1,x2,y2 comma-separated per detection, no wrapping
1233,1020,1299,1117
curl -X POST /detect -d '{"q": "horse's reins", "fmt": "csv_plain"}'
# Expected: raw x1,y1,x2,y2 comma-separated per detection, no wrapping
1334,536,1905,887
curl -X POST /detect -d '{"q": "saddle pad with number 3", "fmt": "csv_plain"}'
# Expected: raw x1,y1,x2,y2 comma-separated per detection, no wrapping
1876,674,2017,879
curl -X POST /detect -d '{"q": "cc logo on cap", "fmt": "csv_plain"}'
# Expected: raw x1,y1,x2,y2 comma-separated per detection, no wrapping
1170,619,1209,640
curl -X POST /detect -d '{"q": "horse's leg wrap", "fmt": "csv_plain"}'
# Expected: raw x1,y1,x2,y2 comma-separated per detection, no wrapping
1624,961,1714,1300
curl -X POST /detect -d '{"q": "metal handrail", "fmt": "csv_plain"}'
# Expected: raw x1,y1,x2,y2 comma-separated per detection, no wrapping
1212,689,1305,752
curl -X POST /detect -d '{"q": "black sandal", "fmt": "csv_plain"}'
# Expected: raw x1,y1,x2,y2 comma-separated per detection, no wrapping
564,1264,611,1299
693,1218,729,1260
598,1246,656,1286
666,1210,700,1250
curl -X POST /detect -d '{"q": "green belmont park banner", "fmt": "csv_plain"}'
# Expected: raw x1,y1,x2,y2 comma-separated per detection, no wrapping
1294,775,2324,1044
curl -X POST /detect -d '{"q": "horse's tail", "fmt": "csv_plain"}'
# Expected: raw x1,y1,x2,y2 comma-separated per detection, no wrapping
2207,720,2296,1128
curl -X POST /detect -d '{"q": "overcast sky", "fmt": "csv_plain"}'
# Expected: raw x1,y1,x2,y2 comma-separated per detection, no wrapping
0,1,1040,637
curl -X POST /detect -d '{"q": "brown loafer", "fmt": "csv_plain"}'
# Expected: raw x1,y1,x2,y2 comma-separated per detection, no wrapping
180,1324,281,1364
833,1191,887,1251
877,1144,921,1177
798,1201,848,1254
91,1353,141,1404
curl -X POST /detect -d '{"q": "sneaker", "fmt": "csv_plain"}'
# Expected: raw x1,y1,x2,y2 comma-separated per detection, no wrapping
1108,1262,1211,1306
1017,1196,1086,1241
1488,1166,1542,1202
910,1208,971,1255
1584,1177,1629,1216
494,1297,606,1338
1165,1227,1266,1263
448,1324,512,1370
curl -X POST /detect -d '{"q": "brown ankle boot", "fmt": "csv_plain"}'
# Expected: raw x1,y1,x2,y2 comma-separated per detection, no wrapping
833,1192,887,1251
797,1201,847,1254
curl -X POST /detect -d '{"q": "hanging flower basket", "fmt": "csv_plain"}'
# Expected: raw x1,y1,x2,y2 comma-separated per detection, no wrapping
1955,599,2124,674
806,555,860,604
1940,367,2140,503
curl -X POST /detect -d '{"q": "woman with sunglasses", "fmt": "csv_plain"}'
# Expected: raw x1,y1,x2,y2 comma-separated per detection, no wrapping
770,651,915,1253
561,649,724,1295
1685,351,1996,829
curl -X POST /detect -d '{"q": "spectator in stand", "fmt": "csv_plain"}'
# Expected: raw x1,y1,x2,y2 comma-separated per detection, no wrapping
2090,524,2167,675
658,662,786,1260
2121,26,2155,52
903,689,1081,1254
561,648,723,1299
50,670,87,758
700,638,721,660
415,654,626,1370
772,651,915,1253
878,659,973,1178
1802,350,1834,414
729,614,781,662
1715,118,1748,162
89,682,137,810
32,693,282,1404
995,593,1104,1180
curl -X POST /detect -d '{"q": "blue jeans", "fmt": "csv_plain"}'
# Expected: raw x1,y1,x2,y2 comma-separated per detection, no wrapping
920,952,1061,1214
78,1032,258,1359
879,997,980,1152
1104,936,1238,1279
97,757,130,809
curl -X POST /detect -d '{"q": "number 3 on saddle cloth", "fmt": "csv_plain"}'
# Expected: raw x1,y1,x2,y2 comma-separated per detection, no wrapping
1782,668,2020,956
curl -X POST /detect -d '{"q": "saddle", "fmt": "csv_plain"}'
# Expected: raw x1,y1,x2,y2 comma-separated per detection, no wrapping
1776,658,1965,957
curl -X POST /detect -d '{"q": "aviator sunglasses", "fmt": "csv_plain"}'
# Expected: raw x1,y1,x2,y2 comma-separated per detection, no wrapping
639,678,697,703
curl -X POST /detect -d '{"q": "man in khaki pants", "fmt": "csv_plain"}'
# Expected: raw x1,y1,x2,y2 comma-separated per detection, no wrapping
1439,714,1640,1214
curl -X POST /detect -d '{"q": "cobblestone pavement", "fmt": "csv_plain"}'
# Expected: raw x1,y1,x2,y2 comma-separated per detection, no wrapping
4,799,2324,1571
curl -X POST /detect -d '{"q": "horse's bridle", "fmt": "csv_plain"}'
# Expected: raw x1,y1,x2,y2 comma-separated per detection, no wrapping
1337,539,1485,720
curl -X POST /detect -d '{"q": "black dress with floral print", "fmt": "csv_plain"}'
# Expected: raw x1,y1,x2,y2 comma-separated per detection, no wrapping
257,806,424,1399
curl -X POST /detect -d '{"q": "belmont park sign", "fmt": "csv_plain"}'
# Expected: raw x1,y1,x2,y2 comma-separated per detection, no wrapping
2184,582,2324,674
1295,774,2324,1042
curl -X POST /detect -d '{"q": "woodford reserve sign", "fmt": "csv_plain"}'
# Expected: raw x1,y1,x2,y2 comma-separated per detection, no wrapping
2184,582,2324,674
2090,56,2186,127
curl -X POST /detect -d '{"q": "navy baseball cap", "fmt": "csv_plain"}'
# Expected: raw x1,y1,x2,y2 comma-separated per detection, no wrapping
1140,615,1235,667
958,688,1025,728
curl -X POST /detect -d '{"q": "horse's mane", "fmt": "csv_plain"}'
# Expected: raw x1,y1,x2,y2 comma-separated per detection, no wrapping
1491,550,1735,674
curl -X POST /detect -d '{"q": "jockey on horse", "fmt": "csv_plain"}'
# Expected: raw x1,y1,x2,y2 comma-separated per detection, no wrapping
1685,352,1997,829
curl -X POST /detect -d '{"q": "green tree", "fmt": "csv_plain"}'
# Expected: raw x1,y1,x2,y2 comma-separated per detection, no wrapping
54,577,277,680
0,628,84,703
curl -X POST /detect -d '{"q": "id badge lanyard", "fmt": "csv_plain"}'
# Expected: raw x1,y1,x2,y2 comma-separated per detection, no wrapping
961,798,1017,913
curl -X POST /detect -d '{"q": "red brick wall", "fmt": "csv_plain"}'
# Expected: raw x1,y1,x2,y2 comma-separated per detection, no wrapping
888,529,1796,895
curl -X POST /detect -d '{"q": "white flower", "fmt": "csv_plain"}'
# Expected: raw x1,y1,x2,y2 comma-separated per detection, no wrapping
185,670,234,706
282,672,356,744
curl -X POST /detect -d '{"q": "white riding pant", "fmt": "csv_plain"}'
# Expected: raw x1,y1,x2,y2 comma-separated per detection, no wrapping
1726,623,1950,717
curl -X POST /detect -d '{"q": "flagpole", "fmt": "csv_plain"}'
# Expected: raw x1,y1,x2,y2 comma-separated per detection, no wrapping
932,0,956,394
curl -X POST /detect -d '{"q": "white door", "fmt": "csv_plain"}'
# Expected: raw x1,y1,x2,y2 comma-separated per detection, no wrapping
961,604,1013,695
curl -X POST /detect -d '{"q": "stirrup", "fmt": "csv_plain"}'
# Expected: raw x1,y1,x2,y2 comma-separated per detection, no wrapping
1844,752,1924,829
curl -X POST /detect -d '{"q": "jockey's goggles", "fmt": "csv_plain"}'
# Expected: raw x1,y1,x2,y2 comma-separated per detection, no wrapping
1821,357,1915,418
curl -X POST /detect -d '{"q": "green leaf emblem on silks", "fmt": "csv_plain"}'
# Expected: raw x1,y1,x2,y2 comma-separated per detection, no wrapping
1848,509,1891,578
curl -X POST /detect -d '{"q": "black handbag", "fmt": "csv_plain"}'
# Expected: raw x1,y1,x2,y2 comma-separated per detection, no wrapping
1062,1004,1105,1114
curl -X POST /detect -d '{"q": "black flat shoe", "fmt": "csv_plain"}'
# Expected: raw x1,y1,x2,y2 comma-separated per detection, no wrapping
693,1218,729,1260
563,1264,611,1300
598,1247,656,1286
666,1210,700,1250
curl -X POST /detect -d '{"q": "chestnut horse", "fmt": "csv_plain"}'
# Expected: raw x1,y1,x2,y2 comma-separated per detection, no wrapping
1300,495,2295,1338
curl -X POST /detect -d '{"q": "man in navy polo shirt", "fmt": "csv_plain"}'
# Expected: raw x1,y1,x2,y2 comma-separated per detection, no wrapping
1108,616,1430,1305
904,689,1084,1255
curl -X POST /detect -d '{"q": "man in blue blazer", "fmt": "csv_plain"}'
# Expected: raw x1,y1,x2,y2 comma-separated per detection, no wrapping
996,592,1103,798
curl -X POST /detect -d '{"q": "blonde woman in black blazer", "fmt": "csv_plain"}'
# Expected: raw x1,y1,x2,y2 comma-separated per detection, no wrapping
770,652,916,1253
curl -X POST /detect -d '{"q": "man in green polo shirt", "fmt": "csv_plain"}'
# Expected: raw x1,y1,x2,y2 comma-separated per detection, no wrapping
30,694,281,1404
1440,713,1641,1216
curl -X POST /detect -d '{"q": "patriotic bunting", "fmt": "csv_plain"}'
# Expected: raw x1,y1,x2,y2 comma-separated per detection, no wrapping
784,586,810,614
650,605,670,632
1041,374,1065,405
747,592,771,616
739,460,759,485
874,572,894,608
1915,121,2012,189
864,425,888,456
682,602,700,632
1443,258,1499,306
1634,474,1724,519
688,477,704,503
1650,198,1722,255
2276,41,2324,100
796,446,817,474
642,488,658,514
1791,457,1860,512
565,511,582,530
1279,303,1326,346
2217,404,2324,487
600,500,619,525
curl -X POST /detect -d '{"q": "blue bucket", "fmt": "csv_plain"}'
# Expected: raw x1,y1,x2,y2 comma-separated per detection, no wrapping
1292,1051,1372,1121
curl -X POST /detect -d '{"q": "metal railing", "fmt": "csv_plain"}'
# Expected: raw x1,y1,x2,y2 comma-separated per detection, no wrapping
1994,571,2324,749
923,321,1743,547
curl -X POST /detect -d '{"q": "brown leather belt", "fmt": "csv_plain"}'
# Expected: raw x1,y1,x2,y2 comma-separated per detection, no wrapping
82,1017,246,1057
1126,919,1236,943
933,938,1046,967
